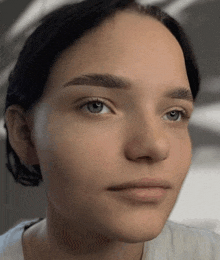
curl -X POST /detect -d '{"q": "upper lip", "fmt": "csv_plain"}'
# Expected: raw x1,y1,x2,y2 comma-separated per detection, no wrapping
108,178,172,191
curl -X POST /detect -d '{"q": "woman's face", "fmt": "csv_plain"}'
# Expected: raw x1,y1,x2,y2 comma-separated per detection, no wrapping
31,11,193,242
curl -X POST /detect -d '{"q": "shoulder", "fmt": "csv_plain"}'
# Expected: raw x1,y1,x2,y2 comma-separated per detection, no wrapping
146,220,220,259
165,220,220,241
0,218,43,260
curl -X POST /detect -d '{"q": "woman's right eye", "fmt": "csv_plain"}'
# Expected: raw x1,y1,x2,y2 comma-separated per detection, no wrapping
79,98,112,115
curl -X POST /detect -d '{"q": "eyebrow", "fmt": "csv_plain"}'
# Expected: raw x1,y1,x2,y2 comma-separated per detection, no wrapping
164,88,194,103
63,73,131,89
63,73,194,102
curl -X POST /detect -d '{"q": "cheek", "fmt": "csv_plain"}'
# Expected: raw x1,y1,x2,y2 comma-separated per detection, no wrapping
35,122,123,215
36,120,121,187
169,132,192,187
170,125,192,160
173,139,192,167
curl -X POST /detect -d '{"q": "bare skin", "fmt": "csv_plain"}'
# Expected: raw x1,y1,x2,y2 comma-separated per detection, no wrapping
6,10,194,260
22,218,145,260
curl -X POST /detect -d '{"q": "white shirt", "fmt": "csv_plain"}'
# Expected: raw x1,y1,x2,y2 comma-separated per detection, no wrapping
1,218,220,259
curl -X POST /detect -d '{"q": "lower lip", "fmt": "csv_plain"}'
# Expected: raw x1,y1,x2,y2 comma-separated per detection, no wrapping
110,187,168,203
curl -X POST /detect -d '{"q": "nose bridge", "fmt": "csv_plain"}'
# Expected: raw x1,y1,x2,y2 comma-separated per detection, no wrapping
125,111,170,162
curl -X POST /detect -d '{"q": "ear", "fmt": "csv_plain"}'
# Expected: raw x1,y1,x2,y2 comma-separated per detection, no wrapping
5,105,39,165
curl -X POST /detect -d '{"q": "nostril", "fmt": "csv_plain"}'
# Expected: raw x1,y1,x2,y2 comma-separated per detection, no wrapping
136,156,153,162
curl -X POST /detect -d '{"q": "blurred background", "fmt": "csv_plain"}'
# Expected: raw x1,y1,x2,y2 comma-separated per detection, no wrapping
0,0,220,235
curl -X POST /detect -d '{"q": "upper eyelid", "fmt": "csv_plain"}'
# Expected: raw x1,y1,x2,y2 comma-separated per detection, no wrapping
79,97,111,107
79,97,113,113
164,105,191,115
165,107,186,114
164,108,189,117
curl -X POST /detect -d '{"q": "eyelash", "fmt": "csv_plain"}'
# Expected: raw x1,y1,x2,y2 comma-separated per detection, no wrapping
78,97,190,121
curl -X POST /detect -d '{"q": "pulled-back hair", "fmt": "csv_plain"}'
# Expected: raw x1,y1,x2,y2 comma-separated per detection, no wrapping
3,0,200,187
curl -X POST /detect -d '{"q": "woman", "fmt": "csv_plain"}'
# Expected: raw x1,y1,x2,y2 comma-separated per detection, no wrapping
1,0,219,259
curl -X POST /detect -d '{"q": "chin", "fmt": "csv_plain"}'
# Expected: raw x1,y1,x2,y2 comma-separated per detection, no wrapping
111,214,168,243
118,225,164,243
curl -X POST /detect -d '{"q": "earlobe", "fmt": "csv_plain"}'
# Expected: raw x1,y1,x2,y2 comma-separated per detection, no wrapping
5,105,39,166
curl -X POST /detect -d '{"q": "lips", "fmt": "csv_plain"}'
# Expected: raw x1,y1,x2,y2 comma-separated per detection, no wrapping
108,178,172,191
107,178,171,203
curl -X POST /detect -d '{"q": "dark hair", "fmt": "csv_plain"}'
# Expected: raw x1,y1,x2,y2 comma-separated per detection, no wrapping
3,0,200,187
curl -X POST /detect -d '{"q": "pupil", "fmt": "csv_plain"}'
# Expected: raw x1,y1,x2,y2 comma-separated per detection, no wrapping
169,111,179,120
88,102,103,113
94,102,101,107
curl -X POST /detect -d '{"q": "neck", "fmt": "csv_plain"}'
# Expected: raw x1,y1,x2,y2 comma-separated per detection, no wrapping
37,205,145,260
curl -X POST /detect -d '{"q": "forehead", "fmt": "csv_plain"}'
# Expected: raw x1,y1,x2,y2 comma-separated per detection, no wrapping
60,10,183,59
44,10,189,99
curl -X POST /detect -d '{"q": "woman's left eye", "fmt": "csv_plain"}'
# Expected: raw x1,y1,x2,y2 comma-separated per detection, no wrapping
163,110,188,122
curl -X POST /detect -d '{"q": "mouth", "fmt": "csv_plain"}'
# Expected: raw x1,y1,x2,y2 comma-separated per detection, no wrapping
107,178,171,203
108,178,172,191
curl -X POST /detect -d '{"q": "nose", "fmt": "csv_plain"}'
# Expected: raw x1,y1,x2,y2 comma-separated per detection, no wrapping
124,116,170,163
